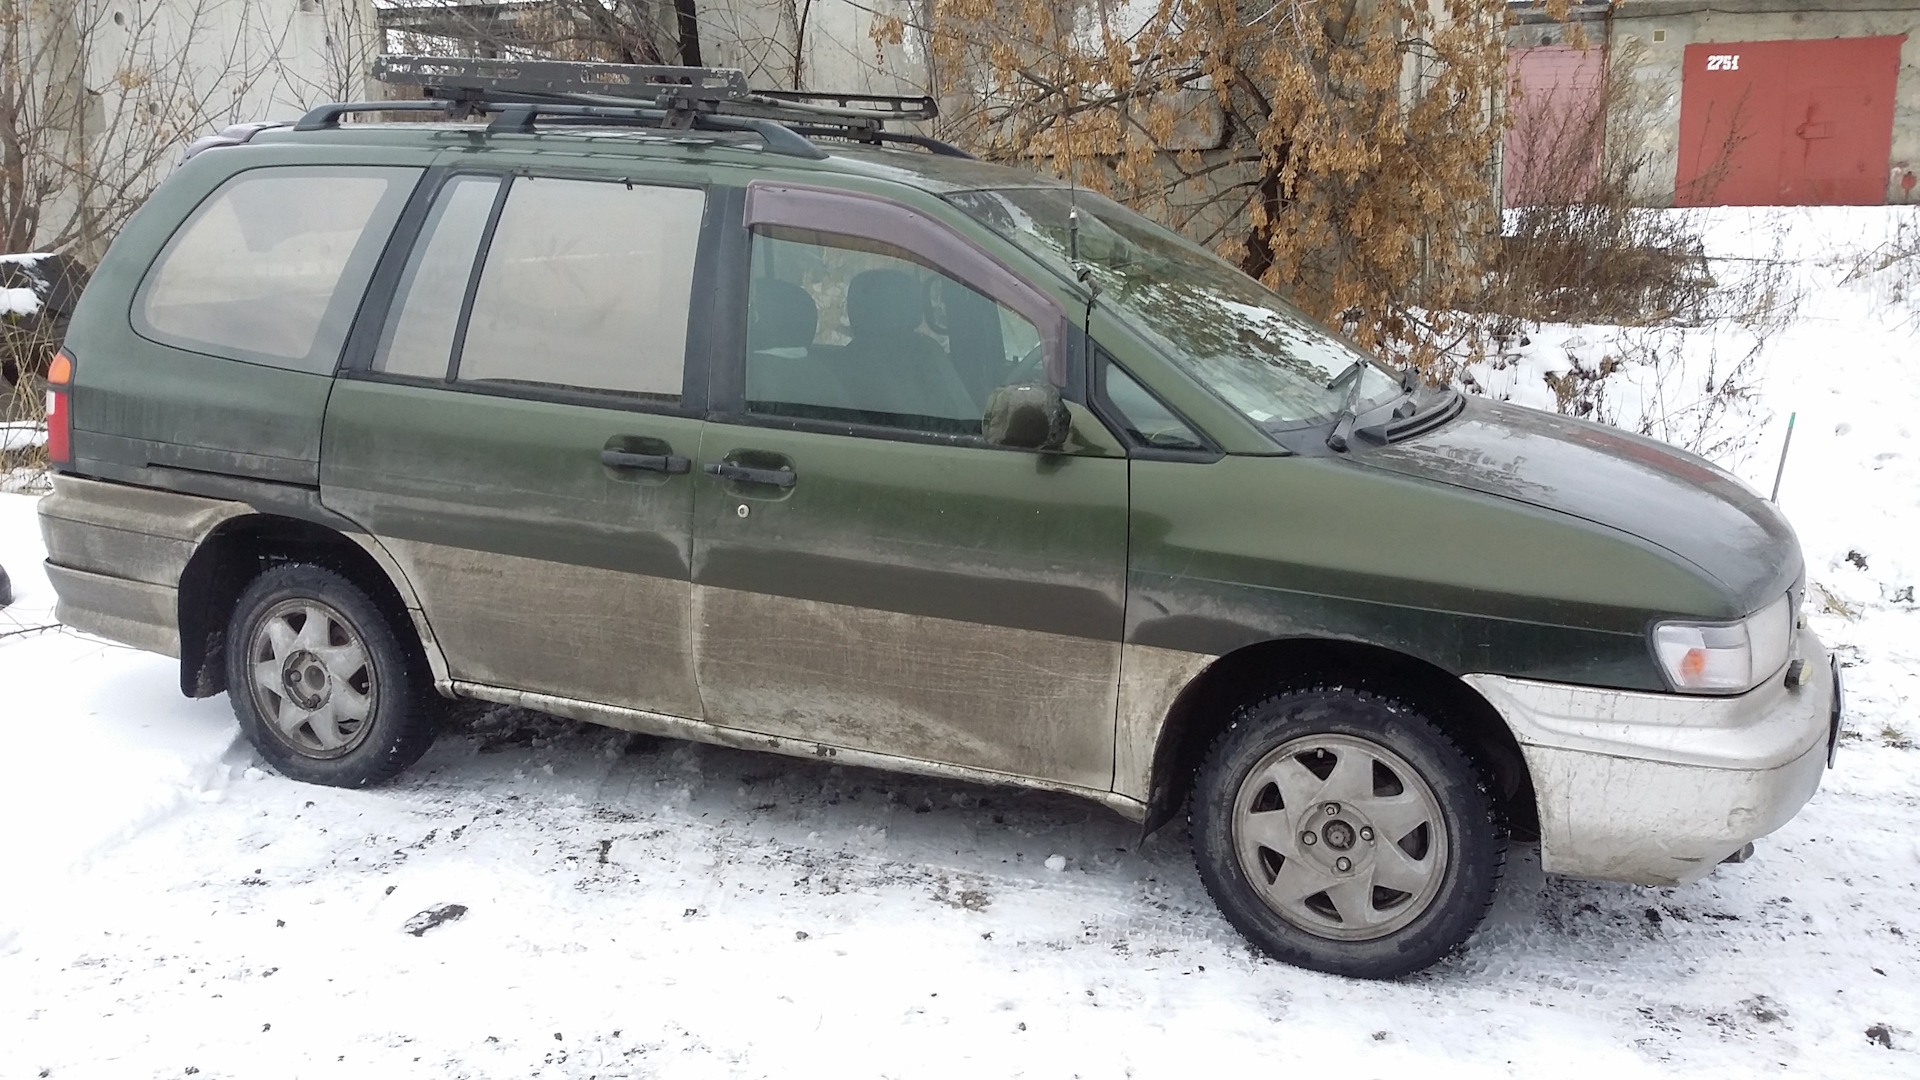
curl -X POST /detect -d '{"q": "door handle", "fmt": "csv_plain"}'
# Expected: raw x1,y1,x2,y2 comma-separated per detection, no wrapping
703,461,796,488
601,448,691,474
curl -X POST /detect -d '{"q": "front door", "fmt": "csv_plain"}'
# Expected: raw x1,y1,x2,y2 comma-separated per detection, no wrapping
689,182,1129,790
322,167,716,719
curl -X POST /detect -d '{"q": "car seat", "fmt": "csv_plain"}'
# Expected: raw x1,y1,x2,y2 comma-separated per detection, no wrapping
746,278,850,412
839,269,975,422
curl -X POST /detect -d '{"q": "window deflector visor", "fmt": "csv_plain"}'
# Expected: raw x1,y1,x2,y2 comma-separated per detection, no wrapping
742,181,1068,388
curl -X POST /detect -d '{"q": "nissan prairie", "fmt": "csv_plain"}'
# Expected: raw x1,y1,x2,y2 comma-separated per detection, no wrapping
35,57,1843,978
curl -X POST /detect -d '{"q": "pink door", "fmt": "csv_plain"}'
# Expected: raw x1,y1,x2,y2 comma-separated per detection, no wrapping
1505,45,1607,206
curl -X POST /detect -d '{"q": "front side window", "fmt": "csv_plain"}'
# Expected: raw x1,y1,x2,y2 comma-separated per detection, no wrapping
457,177,704,400
137,166,419,372
948,187,1401,431
744,226,1047,436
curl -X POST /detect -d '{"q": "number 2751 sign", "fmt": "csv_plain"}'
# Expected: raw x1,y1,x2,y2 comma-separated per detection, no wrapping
1706,54,1741,71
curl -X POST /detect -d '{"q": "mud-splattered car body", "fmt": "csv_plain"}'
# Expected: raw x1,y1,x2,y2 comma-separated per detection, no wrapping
39,110,1836,911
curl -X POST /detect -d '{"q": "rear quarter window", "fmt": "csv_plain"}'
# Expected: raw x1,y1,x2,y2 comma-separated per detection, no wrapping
133,165,420,373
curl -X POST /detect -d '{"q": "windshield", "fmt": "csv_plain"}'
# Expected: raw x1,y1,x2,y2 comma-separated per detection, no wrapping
946,187,1401,430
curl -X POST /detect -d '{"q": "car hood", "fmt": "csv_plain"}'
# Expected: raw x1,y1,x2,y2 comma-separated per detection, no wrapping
1355,398,1801,617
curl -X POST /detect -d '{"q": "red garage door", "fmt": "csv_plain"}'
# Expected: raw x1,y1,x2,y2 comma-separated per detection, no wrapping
1676,36,1904,206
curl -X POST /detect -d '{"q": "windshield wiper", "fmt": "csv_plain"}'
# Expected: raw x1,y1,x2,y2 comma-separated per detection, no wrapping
1324,359,1370,452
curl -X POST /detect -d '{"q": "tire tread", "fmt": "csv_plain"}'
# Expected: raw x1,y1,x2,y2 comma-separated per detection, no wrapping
1188,683,1507,978
226,563,435,788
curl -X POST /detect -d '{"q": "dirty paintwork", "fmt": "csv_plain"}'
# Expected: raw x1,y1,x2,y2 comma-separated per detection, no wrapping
38,476,244,588
688,416,1128,790
452,680,1147,820
1465,626,1833,884
692,586,1121,789
61,145,437,486
1126,451,1744,692
37,475,251,655
343,533,455,692
1113,643,1216,802
383,538,705,721
321,378,706,720
42,116,1833,897
1518,738,1827,886
1358,399,1801,617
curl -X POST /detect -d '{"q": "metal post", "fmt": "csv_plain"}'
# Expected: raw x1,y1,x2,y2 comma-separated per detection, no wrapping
1769,411,1796,503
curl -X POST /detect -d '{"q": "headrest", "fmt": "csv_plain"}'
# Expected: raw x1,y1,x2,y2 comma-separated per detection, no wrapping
749,279,818,350
846,269,924,337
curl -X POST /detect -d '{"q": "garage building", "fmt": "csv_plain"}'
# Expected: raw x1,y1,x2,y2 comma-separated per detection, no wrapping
1506,0,1919,206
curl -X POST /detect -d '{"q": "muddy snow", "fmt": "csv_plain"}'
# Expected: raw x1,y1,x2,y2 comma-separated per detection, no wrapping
1,207,1916,1078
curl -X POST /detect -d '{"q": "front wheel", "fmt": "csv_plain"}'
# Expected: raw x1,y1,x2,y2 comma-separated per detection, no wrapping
226,564,435,787
1190,687,1504,978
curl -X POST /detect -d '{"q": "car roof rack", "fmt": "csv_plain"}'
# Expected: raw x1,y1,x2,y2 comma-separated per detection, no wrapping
291,55,973,162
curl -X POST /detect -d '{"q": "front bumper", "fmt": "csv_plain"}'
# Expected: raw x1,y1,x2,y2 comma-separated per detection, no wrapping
1464,628,1838,887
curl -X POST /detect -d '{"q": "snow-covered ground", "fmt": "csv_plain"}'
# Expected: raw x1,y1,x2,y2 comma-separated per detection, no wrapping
1,208,1916,1078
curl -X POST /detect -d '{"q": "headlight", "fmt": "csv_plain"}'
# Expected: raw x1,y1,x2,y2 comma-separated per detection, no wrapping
1652,594,1794,694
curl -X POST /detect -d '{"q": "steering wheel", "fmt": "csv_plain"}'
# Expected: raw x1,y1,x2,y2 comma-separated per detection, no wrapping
1003,340,1047,387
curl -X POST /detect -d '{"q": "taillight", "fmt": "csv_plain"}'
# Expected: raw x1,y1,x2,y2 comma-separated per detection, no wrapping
46,350,72,466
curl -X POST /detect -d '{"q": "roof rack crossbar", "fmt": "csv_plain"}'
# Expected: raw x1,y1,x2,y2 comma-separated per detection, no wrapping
294,99,453,131
375,56,939,126
786,126,974,160
484,101,827,159
754,89,938,123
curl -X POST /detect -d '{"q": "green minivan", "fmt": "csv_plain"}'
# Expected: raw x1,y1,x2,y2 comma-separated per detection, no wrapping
37,59,1841,978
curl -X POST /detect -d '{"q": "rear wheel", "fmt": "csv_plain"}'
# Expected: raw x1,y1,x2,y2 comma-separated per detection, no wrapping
226,564,434,787
1190,687,1504,978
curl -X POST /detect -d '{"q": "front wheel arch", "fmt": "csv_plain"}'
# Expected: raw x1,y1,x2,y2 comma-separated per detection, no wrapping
1190,685,1506,977
1140,638,1538,841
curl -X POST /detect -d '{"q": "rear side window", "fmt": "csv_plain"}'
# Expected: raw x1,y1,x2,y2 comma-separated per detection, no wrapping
372,175,502,379
455,177,704,400
135,166,419,373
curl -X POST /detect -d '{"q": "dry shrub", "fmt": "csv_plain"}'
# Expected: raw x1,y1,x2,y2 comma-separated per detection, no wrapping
1,361,50,493
1,253,85,492
1482,40,1715,328
1490,210,1712,326
1845,210,1920,329
1451,38,1795,463
914,0,1515,369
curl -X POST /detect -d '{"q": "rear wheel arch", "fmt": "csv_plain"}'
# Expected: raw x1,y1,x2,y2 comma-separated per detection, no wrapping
176,515,425,699
1141,637,1537,840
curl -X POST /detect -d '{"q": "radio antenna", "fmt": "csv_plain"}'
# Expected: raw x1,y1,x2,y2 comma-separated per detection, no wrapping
1769,411,1797,502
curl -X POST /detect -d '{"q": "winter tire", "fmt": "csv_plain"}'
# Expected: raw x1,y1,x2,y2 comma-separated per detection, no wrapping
1191,687,1504,979
226,563,434,787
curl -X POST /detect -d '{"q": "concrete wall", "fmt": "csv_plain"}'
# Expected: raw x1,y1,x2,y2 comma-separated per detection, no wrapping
699,0,926,97
1610,0,1920,204
20,0,379,256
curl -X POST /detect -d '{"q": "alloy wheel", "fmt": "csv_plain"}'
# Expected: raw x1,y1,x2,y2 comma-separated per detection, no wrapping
245,597,379,758
1231,733,1450,941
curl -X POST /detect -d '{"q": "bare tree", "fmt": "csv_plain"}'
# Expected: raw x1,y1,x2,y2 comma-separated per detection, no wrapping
0,0,300,261
378,1,681,65
261,0,382,105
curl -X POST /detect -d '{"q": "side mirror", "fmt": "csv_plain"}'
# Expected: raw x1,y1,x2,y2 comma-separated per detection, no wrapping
984,383,1071,451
